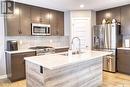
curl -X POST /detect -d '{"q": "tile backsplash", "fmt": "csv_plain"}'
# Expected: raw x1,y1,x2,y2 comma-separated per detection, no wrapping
5,36,69,50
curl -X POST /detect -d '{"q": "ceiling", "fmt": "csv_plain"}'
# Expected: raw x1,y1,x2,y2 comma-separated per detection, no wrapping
15,0,130,11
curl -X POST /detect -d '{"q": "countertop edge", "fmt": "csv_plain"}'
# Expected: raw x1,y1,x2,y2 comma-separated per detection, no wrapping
5,50,36,54
117,47,130,50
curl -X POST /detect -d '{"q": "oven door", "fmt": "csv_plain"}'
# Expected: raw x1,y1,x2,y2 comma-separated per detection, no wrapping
31,23,51,36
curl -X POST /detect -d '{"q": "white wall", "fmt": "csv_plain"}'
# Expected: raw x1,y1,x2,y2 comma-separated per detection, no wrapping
64,11,70,36
0,1,6,76
91,11,96,49
91,11,96,28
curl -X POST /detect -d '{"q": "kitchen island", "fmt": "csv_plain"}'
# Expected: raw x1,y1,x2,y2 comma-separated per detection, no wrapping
25,50,111,87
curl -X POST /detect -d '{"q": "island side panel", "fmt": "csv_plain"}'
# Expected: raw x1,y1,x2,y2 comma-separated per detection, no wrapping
44,57,103,87
25,61,44,87
25,57,103,87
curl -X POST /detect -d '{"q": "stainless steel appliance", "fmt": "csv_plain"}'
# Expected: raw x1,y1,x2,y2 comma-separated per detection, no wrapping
29,46,55,56
31,23,51,36
92,23,122,72
7,40,18,51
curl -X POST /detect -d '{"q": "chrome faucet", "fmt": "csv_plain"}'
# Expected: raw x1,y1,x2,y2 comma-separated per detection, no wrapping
70,37,81,54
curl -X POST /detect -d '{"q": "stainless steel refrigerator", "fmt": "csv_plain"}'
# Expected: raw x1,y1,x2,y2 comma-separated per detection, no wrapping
92,23,122,72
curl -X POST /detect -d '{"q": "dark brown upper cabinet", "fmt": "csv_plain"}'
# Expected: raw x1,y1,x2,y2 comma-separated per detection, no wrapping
96,7,121,25
41,8,50,24
109,7,121,22
31,6,42,23
50,10,58,36
6,3,20,36
57,11,64,36
19,4,31,35
50,10,64,36
5,2,64,36
31,7,50,24
96,10,108,25
96,4,130,35
6,3,31,36
121,5,130,35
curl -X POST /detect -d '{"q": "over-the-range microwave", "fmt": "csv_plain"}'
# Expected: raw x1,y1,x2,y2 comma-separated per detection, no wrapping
31,23,51,36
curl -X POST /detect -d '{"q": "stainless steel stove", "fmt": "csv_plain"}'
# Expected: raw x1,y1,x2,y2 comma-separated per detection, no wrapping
29,46,55,56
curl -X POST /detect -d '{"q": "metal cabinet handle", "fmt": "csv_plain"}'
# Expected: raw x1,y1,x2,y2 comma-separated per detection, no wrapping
18,30,22,34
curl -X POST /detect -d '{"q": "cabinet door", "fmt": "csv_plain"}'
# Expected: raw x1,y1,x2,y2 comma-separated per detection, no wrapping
41,8,50,24
117,49,130,74
121,5,130,35
11,53,25,81
96,10,108,24
20,4,31,35
11,51,36,81
57,11,64,36
31,6,42,23
6,3,20,36
109,7,121,23
50,10,58,36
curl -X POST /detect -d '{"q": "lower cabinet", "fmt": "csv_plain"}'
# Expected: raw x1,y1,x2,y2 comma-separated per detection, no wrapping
6,51,36,82
117,49,130,74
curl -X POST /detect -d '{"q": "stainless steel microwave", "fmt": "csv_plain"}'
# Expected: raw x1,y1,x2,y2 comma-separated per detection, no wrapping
31,23,51,36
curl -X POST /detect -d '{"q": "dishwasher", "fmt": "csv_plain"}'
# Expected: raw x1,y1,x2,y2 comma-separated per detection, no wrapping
103,50,116,72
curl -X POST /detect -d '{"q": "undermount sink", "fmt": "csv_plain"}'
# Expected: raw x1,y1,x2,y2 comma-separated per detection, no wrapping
59,52,85,56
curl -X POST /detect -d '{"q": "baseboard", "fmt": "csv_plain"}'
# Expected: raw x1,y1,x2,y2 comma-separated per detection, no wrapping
0,75,7,79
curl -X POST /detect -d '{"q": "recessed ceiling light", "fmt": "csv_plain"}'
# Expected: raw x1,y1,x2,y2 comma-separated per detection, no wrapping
80,4,84,8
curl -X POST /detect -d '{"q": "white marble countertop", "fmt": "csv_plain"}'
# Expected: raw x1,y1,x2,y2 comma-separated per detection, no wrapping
5,47,69,54
24,50,112,70
5,49,36,54
117,47,130,50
